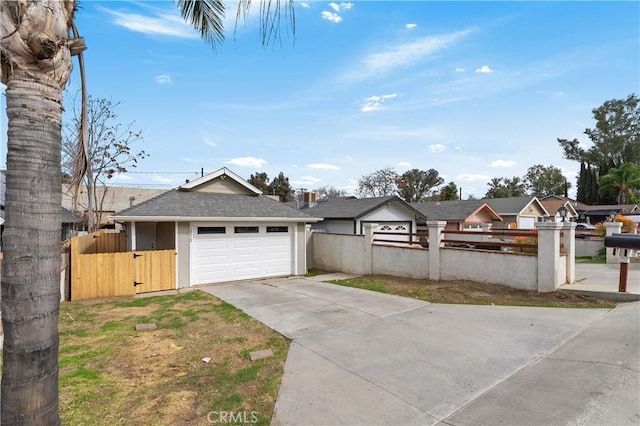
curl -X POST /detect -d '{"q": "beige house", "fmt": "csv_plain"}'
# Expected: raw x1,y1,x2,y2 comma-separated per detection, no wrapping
481,197,549,229
111,168,322,287
62,184,166,228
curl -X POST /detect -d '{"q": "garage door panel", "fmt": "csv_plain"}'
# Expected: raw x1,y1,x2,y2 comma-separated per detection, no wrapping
191,224,293,285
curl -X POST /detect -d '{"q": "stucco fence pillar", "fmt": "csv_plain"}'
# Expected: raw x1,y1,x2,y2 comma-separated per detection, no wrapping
363,223,377,275
561,221,576,284
535,222,564,292
427,221,446,280
604,222,623,264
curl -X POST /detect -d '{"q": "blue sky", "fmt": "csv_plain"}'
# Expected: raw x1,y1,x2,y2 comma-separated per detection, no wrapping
1,1,639,198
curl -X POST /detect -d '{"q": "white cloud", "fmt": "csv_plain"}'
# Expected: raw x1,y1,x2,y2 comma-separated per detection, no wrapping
180,157,201,163
455,67,465,73
292,176,323,186
99,6,198,39
456,173,493,182
203,137,217,148
405,23,417,29
345,155,353,160
225,157,268,168
329,2,353,11
454,146,463,150
398,161,412,167
299,2,310,8
155,74,172,84
475,65,494,73
307,163,341,170
361,93,397,112
428,144,446,152
111,174,135,182
488,160,517,168
321,11,342,23
351,29,471,80
152,175,173,184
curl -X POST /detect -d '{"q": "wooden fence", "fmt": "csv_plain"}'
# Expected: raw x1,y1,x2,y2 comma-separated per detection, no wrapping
71,230,127,255
70,231,176,301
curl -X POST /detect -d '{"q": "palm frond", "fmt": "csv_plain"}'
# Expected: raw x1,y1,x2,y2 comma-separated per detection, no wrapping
234,0,296,47
177,0,226,48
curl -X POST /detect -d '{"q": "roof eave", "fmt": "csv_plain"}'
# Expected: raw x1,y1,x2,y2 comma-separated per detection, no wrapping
110,215,323,223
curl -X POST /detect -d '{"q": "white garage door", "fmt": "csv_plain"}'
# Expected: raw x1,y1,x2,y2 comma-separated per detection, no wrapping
374,222,412,243
518,217,536,230
191,224,293,285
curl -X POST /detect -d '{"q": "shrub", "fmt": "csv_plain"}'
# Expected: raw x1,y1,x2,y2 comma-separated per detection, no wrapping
512,235,537,254
595,215,636,236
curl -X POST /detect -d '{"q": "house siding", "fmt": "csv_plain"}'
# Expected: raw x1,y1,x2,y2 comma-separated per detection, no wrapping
358,202,416,234
312,219,355,234
177,222,190,288
191,177,255,194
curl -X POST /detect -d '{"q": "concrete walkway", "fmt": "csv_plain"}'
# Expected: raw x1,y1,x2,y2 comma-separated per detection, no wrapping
562,263,640,301
199,276,640,425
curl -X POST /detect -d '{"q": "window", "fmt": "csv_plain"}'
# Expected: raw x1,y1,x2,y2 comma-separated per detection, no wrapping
267,226,288,233
234,226,259,234
198,226,226,234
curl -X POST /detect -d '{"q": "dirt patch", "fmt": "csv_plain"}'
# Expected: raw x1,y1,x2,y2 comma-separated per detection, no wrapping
330,275,618,308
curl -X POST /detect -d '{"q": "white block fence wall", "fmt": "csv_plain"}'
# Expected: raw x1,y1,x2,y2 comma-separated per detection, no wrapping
312,221,576,293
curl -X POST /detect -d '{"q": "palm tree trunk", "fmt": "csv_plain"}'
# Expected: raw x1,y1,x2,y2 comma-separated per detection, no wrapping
1,70,63,425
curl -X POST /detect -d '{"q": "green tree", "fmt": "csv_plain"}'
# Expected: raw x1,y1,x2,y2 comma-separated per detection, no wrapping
597,163,640,204
247,172,270,193
558,94,640,168
0,1,293,423
484,177,527,198
397,168,444,202
439,181,459,201
558,94,640,203
268,172,294,202
524,164,570,197
356,167,399,198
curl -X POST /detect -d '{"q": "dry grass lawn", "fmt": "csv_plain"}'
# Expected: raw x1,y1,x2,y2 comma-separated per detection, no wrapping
328,275,618,309
56,290,289,425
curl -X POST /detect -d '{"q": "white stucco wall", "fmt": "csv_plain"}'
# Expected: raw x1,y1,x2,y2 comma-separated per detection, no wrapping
372,245,429,278
440,248,538,290
575,238,603,258
313,233,367,274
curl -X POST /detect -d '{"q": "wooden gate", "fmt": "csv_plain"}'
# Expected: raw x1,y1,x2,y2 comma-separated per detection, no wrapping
70,232,175,301
71,250,176,300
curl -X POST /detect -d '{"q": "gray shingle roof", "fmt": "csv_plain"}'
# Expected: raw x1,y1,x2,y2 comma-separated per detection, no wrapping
112,190,320,220
478,196,542,215
304,196,427,220
61,207,82,223
411,200,499,222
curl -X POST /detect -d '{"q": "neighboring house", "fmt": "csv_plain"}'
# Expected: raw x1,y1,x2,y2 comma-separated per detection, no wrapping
301,196,427,242
480,196,549,229
575,203,640,224
61,208,83,241
539,195,579,222
111,167,322,287
62,184,167,229
411,200,503,231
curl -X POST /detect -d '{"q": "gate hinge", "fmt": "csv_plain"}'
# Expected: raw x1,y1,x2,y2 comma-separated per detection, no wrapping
133,253,143,259
133,281,143,287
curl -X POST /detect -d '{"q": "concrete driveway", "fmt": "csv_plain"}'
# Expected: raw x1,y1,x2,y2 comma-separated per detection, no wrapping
200,276,640,425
